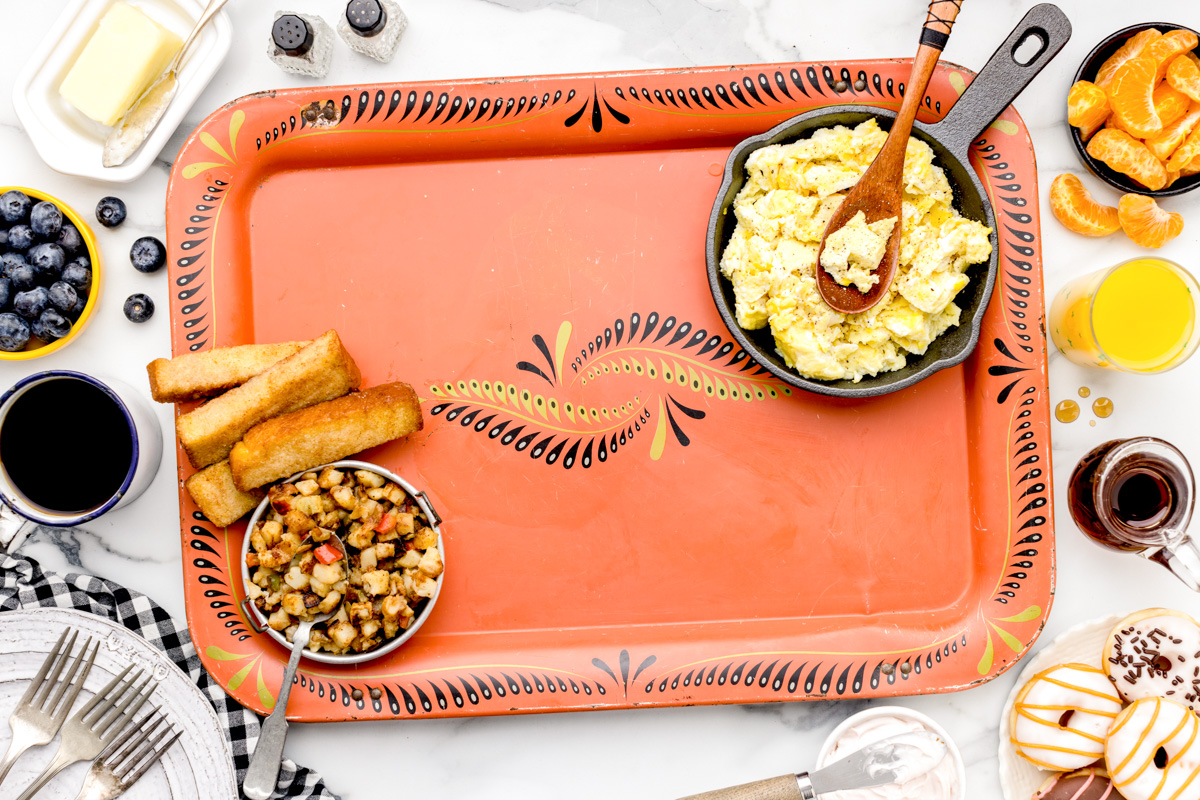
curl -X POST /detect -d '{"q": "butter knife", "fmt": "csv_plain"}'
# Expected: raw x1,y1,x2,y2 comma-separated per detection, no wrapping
102,0,231,167
677,731,948,799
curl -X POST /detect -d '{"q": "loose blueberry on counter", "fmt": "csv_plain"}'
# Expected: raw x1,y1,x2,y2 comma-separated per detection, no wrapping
29,202,62,240
123,293,153,322
9,266,36,293
47,282,77,313
0,191,31,225
28,243,65,282
14,286,49,319
0,278,9,311
55,224,83,255
7,225,34,251
95,196,127,228
0,313,30,351
61,261,91,292
0,252,27,278
129,236,166,273
32,309,71,342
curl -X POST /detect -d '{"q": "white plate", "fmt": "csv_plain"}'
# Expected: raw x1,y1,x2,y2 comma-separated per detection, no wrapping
996,613,1126,800
0,607,237,799
12,0,232,183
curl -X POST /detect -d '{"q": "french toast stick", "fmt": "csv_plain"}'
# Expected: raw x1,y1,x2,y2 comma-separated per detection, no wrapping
177,330,361,469
147,341,310,403
185,460,264,528
229,382,423,491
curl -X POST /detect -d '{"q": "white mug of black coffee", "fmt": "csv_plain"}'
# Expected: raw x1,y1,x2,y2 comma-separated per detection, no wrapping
0,371,162,547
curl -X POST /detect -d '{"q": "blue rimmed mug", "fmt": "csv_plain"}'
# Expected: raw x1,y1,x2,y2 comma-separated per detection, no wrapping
0,371,162,547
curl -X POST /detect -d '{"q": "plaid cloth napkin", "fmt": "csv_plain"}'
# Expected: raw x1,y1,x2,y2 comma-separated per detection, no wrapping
0,553,338,800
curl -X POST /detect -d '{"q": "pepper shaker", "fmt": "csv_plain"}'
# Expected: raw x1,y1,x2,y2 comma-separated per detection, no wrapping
267,11,333,78
337,0,407,63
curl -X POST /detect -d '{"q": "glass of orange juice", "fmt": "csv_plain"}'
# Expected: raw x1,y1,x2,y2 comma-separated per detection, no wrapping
1048,257,1199,372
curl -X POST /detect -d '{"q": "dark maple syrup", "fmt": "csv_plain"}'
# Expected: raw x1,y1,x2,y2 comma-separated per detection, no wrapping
1110,469,1173,529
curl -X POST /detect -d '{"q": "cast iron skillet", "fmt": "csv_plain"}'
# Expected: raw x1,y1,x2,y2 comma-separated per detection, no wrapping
706,4,1072,398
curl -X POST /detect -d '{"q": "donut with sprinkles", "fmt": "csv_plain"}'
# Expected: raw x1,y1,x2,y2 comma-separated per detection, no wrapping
1103,608,1200,712
1011,663,1125,771
1105,696,1200,800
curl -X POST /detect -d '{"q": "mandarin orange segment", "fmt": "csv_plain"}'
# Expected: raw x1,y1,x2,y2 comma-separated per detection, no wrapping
1167,120,1200,169
1107,56,1163,138
1087,128,1169,190
1068,80,1110,141
1153,82,1191,128
1095,28,1162,89
1145,106,1200,160
1167,53,1200,103
1144,29,1200,83
1049,174,1121,237
1118,194,1184,248
1183,151,1200,177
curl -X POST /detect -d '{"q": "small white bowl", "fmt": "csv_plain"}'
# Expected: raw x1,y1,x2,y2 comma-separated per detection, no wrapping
240,460,446,666
818,706,966,800
12,0,232,182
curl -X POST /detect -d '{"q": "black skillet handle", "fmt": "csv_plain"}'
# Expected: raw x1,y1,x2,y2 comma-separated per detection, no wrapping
928,3,1071,158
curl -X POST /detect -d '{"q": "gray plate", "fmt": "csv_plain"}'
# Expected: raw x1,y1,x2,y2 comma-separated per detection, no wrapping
706,4,1071,398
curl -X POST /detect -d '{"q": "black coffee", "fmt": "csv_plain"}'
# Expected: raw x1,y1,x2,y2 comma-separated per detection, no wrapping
1111,469,1174,529
1,377,133,513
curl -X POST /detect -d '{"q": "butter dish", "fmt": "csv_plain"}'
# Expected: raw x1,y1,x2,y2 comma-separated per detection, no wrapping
12,0,231,183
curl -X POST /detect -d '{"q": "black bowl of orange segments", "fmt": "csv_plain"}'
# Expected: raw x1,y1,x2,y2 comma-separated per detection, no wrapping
1069,22,1200,198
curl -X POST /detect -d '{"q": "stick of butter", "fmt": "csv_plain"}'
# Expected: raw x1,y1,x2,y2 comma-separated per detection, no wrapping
59,2,183,127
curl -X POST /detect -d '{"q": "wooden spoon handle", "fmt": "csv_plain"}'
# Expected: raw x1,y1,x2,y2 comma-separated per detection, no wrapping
920,0,963,50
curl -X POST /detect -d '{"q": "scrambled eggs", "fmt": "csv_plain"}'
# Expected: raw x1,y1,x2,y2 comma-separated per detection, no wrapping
820,211,896,293
719,119,993,382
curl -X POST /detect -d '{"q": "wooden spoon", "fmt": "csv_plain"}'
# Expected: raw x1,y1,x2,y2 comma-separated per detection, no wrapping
815,0,964,314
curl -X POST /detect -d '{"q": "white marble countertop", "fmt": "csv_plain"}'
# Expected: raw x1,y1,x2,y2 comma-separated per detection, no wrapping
3,1,1200,798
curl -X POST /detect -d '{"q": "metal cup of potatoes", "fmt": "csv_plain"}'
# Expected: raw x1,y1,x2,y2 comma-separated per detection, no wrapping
240,459,445,666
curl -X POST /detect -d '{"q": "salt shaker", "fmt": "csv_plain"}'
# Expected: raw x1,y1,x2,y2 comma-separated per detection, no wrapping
268,11,333,78
337,0,407,63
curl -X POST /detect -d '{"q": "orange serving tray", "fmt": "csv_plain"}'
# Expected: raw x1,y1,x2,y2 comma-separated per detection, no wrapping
167,60,1054,721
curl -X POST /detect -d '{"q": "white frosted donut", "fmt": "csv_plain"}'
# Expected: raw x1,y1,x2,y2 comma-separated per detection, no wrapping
1011,662,1124,771
1104,608,1200,712
1105,697,1200,800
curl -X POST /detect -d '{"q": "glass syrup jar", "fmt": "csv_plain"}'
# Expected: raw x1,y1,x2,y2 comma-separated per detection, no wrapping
1068,437,1198,590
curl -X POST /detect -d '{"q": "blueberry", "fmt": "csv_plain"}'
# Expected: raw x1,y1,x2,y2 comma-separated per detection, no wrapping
69,253,90,271
0,313,30,351
61,262,91,292
32,309,71,342
129,236,166,273
29,202,62,240
0,228,7,252
0,252,27,278
95,196,127,228
56,224,83,255
123,293,154,323
7,225,35,251
9,266,36,292
14,286,49,319
47,281,77,313
27,243,65,282
66,294,87,320
0,278,9,311
0,191,31,225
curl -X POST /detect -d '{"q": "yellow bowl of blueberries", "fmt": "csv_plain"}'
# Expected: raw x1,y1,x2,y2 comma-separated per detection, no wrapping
0,187,102,360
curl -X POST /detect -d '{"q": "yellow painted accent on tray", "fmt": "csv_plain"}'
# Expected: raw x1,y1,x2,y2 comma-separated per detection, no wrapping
206,645,252,662
987,620,1024,652
948,71,967,96
997,606,1043,624
227,658,257,691
199,132,232,163
183,111,245,179
990,119,1018,135
977,630,995,675
257,665,275,710
649,398,668,461
181,162,226,179
554,321,572,379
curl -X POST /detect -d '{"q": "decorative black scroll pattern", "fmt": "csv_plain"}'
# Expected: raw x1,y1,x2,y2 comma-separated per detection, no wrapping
175,181,225,352
187,512,252,642
642,635,968,699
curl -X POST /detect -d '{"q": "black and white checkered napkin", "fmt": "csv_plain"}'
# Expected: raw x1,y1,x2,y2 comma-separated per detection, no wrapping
0,553,338,800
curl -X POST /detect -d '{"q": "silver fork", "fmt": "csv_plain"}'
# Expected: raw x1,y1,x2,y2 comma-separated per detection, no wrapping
13,665,156,800
71,708,181,800
0,629,99,788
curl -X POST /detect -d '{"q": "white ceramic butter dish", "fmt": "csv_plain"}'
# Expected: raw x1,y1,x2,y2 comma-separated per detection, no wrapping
12,0,232,183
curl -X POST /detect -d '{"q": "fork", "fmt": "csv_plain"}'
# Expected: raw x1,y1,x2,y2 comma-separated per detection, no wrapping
0,629,99,789
13,665,156,800
71,708,181,800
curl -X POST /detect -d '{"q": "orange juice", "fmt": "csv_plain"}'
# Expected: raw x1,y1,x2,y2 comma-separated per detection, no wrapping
1049,258,1199,372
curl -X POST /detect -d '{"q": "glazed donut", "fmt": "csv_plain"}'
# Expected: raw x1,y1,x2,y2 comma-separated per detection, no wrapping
1103,608,1200,712
1033,768,1122,800
1011,662,1124,771
1105,697,1200,800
